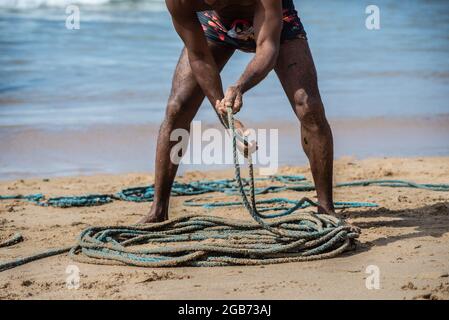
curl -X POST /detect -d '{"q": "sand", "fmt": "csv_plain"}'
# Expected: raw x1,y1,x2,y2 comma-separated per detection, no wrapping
0,156,448,300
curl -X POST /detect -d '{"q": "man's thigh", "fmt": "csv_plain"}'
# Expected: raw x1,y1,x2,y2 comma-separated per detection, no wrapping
274,38,321,105
169,43,235,106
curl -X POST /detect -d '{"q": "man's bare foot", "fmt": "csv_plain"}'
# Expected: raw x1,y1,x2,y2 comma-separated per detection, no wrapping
137,207,168,224
317,204,342,218
346,222,361,234
137,214,166,224
317,205,360,233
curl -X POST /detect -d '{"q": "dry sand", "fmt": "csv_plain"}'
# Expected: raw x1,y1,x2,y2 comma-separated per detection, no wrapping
0,157,448,300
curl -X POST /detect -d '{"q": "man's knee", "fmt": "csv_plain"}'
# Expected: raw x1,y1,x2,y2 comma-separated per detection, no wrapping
164,99,186,126
293,89,327,131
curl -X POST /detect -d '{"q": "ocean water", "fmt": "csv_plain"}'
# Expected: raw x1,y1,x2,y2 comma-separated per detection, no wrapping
1,0,448,127
0,0,449,179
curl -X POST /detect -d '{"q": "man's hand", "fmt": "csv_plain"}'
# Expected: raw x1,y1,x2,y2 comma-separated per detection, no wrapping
214,85,243,117
215,99,227,117
234,119,257,158
216,100,257,158
223,85,243,114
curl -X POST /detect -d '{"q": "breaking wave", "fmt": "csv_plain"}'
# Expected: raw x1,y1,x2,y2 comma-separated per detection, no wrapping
0,0,165,10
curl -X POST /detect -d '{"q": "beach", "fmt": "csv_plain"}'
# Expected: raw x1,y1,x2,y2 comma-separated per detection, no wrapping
1,156,448,300
1,0,449,301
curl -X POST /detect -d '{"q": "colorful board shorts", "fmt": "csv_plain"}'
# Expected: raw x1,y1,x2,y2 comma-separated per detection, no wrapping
197,0,307,53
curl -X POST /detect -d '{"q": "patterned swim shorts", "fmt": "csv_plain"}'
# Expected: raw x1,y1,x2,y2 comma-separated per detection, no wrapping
197,0,307,53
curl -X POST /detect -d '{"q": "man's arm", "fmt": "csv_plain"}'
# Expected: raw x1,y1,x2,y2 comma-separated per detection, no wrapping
223,0,282,113
166,0,227,115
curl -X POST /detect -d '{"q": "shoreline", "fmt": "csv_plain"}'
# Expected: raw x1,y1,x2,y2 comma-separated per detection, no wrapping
1,115,449,181
0,156,448,299
2,112,449,131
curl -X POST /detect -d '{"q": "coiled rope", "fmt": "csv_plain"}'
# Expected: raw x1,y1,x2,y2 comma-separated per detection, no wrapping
1,108,448,271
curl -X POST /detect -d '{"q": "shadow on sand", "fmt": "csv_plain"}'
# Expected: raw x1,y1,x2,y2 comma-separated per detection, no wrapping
344,202,449,251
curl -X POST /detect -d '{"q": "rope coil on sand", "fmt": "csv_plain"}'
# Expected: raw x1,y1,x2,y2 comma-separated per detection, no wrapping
63,109,361,267
1,108,448,272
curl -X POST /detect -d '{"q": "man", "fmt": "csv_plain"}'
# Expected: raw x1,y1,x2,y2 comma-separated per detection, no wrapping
139,0,334,223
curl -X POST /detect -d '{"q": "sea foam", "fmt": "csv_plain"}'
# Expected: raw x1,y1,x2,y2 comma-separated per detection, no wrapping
0,0,165,10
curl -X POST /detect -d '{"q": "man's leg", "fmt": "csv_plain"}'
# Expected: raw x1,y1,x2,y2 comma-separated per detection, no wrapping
274,38,335,215
139,44,235,223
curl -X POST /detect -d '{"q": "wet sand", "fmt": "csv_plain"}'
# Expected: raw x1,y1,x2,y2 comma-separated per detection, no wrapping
0,157,448,299
1,115,449,180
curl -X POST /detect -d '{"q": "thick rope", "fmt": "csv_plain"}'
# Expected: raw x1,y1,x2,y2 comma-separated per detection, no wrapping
184,198,378,218
0,233,24,248
336,180,449,191
1,177,448,209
